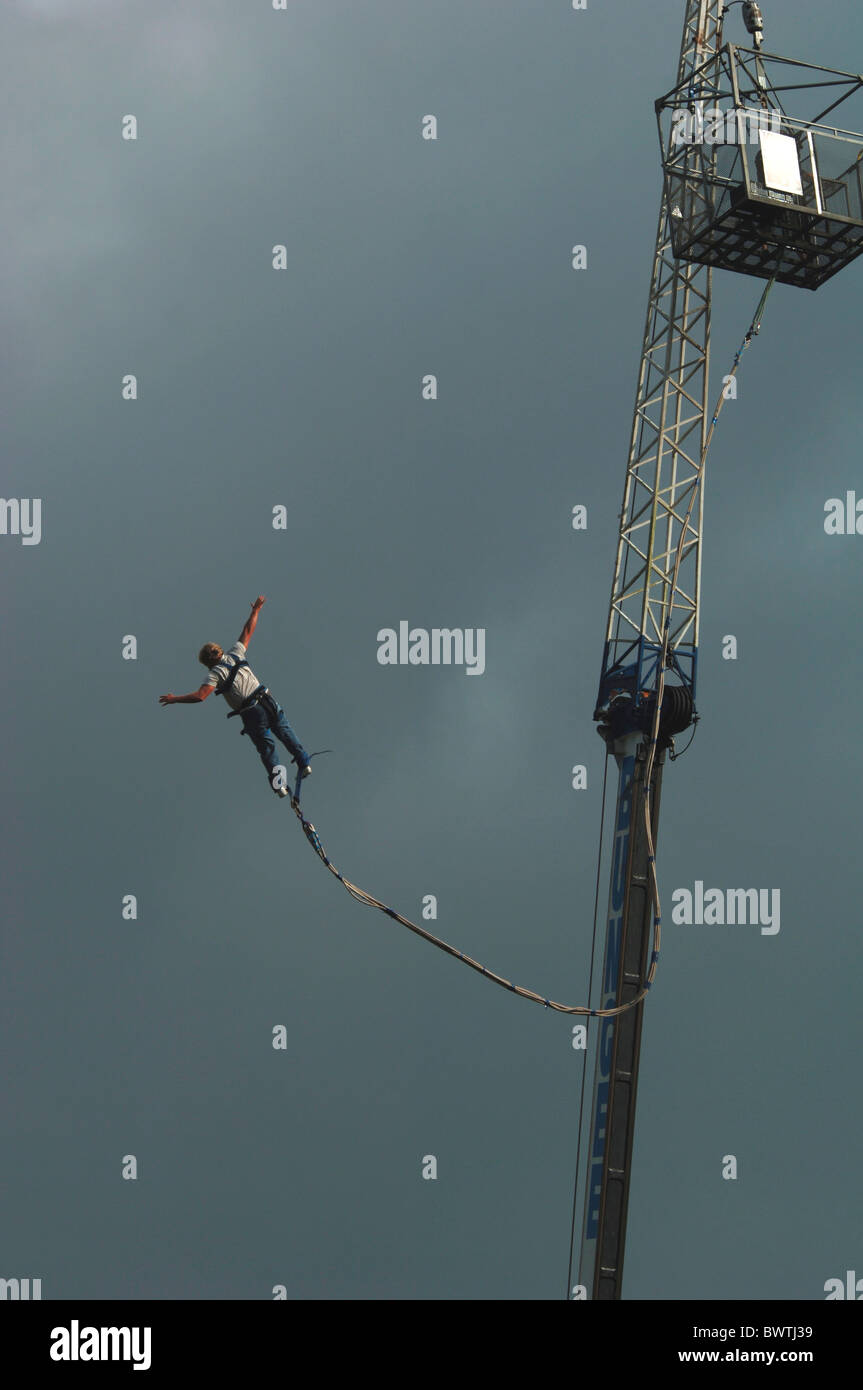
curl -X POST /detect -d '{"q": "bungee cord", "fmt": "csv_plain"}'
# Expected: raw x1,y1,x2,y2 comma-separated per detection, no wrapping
287,277,776,1020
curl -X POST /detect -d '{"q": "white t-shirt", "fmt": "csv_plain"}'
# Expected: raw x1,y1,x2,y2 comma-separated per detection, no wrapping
205,641,261,711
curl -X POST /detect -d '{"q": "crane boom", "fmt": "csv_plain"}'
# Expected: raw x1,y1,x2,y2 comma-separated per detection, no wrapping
577,0,863,1299
578,0,724,1301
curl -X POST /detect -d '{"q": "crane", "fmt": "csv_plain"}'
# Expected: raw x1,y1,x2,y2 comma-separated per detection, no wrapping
575,0,863,1300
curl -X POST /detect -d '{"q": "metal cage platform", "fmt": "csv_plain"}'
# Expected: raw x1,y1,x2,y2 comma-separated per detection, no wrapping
657,45,863,288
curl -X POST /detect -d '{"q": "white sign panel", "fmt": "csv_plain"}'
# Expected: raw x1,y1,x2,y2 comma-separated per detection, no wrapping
758,129,804,195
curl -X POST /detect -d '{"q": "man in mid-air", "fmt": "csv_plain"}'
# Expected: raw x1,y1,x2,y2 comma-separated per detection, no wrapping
159,596,311,797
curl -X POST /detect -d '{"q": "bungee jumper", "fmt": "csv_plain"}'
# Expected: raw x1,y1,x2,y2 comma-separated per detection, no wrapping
158,596,312,797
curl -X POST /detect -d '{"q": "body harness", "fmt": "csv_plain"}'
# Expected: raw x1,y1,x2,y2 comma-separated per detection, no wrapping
215,653,271,726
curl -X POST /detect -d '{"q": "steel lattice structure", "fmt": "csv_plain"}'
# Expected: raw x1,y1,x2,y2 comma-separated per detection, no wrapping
579,0,863,1302
593,1,724,735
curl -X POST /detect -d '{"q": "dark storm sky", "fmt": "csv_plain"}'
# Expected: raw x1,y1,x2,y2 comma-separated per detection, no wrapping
2,0,861,1300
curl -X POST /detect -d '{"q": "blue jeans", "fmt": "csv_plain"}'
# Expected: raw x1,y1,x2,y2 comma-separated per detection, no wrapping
240,693,309,786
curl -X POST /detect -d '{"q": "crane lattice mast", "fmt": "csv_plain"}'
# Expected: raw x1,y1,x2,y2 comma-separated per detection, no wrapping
578,0,863,1299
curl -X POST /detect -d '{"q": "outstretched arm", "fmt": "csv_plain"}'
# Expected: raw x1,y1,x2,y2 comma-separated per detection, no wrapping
239,595,266,648
159,685,213,706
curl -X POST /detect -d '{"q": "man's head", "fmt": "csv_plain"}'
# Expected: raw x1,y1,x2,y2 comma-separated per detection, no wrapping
198,643,223,669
